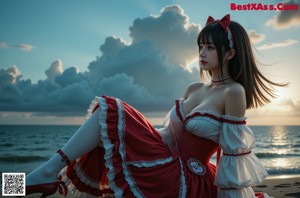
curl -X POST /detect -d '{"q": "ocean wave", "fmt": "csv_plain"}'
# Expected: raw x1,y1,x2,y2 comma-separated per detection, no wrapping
267,168,300,175
256,144,300,149
13,147,48,151
0,143,14,147
256,153,300,158
0,156,48,163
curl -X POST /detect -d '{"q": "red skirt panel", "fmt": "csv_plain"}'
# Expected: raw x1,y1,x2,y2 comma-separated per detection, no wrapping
58,96,218,197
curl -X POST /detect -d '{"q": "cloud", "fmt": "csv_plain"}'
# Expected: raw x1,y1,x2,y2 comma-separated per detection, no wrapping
129,5,200,69
276,97,300,116
0,42,7,48
248,30,266,44
14,43,35,51
0,63,94,113
246,96,300,120
276,98,296,109
54,66,87,88
257,39,298,50
0,42,36,51
0,65,21,86
97,73,168,111
45,59,64,81
0,4,200,115
266,0,300,29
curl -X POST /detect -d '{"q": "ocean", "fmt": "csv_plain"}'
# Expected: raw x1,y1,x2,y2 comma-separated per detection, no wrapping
0,125,299,176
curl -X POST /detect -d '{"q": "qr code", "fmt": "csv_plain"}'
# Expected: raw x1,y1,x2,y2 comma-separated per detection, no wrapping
2,173,25,196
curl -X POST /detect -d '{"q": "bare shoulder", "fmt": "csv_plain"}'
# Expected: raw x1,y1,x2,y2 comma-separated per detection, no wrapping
224,83,246,117
225,83,245,96
183,82,204,100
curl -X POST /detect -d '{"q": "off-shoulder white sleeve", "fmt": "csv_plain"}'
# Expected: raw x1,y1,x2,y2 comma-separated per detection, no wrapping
215,116,269,198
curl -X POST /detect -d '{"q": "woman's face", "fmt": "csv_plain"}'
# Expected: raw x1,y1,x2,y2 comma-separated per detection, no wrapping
198,37,219,71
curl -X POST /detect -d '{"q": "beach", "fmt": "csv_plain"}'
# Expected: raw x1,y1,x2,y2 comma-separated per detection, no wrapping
253,175,300,198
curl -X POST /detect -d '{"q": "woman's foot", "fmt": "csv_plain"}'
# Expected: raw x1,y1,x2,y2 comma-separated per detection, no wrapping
25,150,70,197
26,163,59,186
26,182,59,198
26,151,67,186
26,149,71,183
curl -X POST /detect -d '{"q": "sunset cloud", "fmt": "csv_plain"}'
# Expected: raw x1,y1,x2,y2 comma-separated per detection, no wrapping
246,96,300,124
276,97,300,116
266,0,300,29
257,39,298,50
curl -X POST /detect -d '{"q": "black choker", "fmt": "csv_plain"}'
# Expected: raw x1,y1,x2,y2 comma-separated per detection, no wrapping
211,76,232,83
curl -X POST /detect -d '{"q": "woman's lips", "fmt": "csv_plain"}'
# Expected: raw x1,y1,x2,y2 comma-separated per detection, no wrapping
200,60,207,64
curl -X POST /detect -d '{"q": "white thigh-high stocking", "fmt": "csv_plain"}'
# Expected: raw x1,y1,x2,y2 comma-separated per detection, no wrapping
26,108,102,185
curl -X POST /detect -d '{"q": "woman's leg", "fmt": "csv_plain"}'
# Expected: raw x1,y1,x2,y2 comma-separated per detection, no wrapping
26,108,103,185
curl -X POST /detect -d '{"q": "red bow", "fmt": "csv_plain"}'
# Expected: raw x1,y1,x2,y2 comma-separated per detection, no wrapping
206,14,230,32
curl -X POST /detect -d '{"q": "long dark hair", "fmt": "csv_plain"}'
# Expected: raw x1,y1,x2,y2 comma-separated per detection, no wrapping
197,20,288,109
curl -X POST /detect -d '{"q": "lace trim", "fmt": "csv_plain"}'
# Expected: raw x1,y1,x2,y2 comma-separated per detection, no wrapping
99,96,123,196
60,170,114,198
58,161,112,197
185,112,222,124
219,187,273,198
126,156,173,168
185,114,222,127
179,157,187,198
115,98,145,198
175,99,184,122
222,114,247,123
86,96,100,120
73,160,107,189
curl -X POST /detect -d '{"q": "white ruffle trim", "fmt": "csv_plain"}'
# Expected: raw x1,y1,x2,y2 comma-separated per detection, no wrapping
220,124,256,154
263,193,274,198
99,96,146,198
58,160,112,198
221,114,247,122
215,153,268,188
218,187,274,198
98,96,124,197
218,187,256,198
179,157,187,198
126,156,173,168
86,96,100,120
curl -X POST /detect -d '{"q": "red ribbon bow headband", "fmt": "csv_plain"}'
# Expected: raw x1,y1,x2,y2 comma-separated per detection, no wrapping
206,14,234,49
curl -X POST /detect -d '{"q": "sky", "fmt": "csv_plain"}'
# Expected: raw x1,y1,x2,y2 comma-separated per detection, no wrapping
0,0,300,125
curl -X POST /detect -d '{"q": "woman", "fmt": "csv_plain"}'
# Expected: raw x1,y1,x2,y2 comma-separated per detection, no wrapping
26,14,285,197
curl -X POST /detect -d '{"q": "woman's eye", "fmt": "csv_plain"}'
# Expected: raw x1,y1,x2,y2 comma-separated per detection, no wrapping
208,46,215,50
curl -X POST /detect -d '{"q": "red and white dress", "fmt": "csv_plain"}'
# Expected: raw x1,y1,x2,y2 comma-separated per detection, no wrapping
59,96,271,198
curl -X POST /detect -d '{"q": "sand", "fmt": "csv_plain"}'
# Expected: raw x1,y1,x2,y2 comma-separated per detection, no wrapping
253,175,300,198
